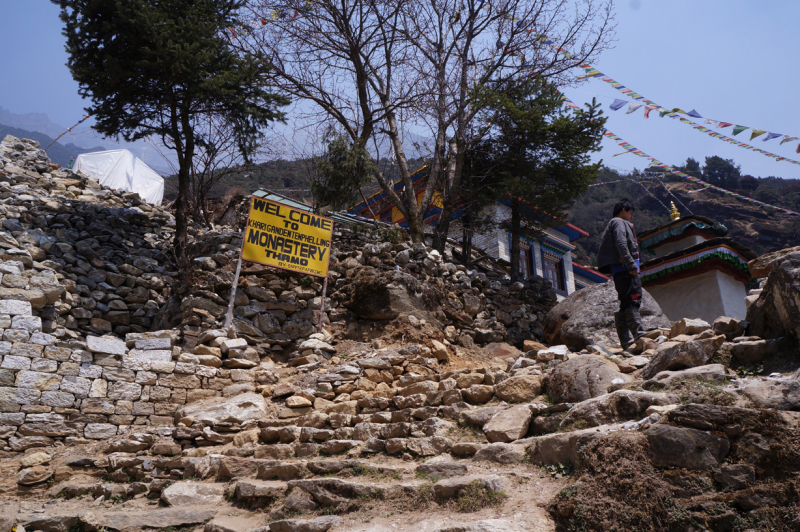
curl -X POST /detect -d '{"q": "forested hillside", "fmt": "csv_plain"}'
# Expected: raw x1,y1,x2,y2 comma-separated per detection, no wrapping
569,166,800,267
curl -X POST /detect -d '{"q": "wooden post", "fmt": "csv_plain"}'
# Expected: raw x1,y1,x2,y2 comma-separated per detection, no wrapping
224,253,244,331
317,276,328,333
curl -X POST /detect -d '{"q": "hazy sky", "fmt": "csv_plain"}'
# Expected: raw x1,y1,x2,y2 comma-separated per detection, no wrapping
1,1,798,181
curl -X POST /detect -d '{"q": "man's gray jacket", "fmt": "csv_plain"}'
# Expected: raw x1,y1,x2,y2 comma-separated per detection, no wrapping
596,218,639,275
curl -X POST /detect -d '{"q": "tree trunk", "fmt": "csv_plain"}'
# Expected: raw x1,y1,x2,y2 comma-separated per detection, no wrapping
460,206,474,267
509,199,521,283
173,110,196,273
432,199,453,253
405,208,425,243
174,164,191,272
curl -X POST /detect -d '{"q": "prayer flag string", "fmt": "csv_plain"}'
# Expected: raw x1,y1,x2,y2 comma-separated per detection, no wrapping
558,94,800,217
523,29,800,166
44,115,92,152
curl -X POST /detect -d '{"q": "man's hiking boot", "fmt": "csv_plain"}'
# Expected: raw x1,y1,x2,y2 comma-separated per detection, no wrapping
615,311,634,350
624,307,647,342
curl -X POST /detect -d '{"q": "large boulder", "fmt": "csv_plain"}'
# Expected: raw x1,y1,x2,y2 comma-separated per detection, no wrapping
640,335,726,379
543,282,670,350
642,364,728,390
748,245,800,278
547,355,632,403
646,424,729,470
741,379,800,411
747,251,800,342
558,390,680,429
177,392,266,427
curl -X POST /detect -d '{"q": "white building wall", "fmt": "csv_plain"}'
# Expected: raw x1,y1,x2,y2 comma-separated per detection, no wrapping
562,252,576,295
532,242,543,277
447,202,580,291
647,269,748,323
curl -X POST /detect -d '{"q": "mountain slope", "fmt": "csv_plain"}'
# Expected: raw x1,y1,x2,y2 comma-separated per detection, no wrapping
0,122,104,167
569,172,800,267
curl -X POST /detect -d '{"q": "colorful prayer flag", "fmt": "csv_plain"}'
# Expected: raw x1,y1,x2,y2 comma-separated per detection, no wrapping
732,125,748,136
626,102,643,114
609,99,627,111
750,129,767,141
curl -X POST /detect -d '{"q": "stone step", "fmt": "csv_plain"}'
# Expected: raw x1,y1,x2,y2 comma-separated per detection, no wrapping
16,506,218,532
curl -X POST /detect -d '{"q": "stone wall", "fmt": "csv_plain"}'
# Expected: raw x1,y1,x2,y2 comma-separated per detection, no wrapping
0,296,277,451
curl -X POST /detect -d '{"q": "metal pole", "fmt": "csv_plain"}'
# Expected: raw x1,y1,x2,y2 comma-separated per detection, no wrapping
224,253,244,330
317,276,328,333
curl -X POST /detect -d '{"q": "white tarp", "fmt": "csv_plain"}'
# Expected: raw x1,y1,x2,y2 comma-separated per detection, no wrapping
73,149,164,205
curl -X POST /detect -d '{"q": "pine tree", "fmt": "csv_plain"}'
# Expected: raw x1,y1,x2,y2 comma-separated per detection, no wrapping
473,77,606,282
52,0,288,268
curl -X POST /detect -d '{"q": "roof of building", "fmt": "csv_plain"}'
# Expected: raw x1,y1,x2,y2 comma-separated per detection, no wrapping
572,262,610,282
347,168,589,242
253,190,391,228
637,214,728,251
640,236,755,286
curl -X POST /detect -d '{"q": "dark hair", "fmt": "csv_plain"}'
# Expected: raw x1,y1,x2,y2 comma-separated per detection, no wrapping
612,198,635,217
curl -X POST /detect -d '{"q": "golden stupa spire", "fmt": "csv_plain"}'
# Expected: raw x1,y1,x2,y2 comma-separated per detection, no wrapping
669,201,681,221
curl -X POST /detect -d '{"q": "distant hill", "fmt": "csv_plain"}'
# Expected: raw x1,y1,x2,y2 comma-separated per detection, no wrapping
0,123,105,168
569,168,800,267
0,106,172,173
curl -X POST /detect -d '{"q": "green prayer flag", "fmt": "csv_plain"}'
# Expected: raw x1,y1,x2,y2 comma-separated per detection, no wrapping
732,125,748,136
750,129,766,141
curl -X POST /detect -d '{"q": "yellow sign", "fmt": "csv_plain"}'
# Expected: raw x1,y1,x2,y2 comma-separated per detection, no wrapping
241,196,333,278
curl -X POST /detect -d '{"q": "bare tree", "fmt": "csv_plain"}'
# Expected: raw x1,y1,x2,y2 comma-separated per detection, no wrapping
240,0,614,244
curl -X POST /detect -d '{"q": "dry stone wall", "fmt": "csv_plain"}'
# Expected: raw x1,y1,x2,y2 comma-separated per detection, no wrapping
0,132,560,453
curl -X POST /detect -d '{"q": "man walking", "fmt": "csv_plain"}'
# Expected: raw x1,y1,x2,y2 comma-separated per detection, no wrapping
597,198,646,349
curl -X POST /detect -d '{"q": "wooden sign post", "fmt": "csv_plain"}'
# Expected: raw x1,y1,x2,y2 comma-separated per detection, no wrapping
225,195,334,332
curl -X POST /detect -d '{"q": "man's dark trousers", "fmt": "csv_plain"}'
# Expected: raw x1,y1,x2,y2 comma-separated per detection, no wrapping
613,270,642,311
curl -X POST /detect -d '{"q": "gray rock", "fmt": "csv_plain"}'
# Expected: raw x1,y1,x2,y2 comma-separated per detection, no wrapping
82,508,218,531
287,478,377,506
640,335,725,379
17,465,53,485
416,462,469,480
642,364,728,390
714,463,755,489
179,392,266,426
670,318,711,337
431,474,507,501
558,390,679,428
135,337,172,350
483,405,532,443
0,299,32,316
11,315,42,332
741,379,800,410
646,424,729,470
543,282,669,350
747,251,800,342
547,355,631,403
87,336,127,356
269,516,343,532
730,339,784,365
528,424,624,465
458,407,507,427
84,423,118,439
161,481,226,506
472,442,525,464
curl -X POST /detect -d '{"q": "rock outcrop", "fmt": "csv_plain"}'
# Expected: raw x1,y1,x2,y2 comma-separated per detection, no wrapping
747,250,800,343
542,282,670,350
